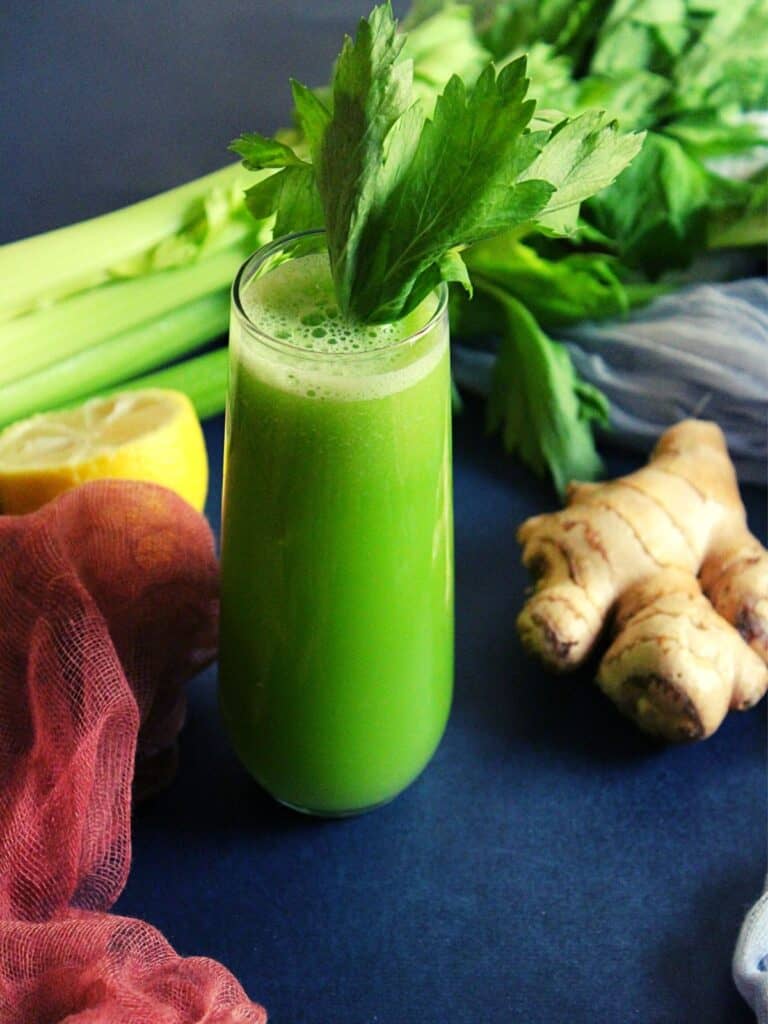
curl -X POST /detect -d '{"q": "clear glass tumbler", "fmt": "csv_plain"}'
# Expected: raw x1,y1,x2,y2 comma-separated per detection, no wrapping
219,231,454,816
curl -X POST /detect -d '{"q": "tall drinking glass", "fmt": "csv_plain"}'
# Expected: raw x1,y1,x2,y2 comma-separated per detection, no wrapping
219,231,453,816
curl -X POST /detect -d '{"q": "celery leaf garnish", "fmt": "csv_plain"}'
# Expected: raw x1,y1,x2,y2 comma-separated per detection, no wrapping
232,3,643,324
332,59,554,321
229,132,323,238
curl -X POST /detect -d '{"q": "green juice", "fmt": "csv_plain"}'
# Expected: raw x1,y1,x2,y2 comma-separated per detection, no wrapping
219,240,453,816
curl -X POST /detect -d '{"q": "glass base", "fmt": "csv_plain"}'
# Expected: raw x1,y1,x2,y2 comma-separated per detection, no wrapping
273,791,399,819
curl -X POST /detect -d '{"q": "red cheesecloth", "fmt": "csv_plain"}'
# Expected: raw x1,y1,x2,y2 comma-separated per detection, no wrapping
0,481,266,1022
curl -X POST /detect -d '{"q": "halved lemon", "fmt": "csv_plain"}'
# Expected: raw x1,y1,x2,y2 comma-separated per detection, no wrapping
0,389,208,514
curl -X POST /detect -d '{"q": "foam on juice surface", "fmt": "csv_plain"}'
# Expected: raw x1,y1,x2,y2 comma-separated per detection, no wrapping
242,253,437,354
237,252,445,401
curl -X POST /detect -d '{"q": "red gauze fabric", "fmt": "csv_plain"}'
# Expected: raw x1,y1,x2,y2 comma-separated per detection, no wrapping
0,480,267,1022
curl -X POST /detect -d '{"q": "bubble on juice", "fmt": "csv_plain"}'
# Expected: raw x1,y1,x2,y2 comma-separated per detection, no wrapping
301,312,324,327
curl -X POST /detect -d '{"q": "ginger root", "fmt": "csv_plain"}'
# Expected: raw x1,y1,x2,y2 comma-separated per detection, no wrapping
517,420,768,741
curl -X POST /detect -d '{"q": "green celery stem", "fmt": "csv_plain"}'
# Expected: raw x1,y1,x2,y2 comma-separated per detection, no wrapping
0,240,252,386
0,163,248,321
0,292,230,429
114,347,229,420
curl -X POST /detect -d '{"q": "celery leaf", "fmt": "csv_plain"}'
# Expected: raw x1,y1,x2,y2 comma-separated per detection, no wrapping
232,3,643,324
482,283,609,493
335,59,554,321
229,132,306,170
586,131,710,274
518,110,645,235
229,132,323,238
290,81,331,164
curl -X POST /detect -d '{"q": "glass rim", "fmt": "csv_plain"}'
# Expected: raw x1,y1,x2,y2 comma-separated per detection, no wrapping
231,228,449,361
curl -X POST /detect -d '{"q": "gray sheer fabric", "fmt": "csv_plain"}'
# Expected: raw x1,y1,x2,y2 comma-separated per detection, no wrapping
452,277,768,484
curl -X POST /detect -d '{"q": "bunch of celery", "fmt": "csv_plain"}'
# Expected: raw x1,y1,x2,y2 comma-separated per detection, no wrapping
0,164,267,428
405,0,768,490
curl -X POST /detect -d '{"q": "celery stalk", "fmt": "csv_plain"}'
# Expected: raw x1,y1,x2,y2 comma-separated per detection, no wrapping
115,347,229,420
0,240,251,386
0,163,251,322
0,291,230,428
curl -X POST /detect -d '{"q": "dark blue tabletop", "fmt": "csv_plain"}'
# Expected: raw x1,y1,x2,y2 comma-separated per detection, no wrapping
3,4,766,1022
114,412,765,1024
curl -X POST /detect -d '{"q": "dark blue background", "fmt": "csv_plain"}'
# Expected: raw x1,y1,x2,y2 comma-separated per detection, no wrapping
3,4,765,1022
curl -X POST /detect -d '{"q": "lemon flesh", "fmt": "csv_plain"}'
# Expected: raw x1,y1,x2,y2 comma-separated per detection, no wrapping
0,389,208,514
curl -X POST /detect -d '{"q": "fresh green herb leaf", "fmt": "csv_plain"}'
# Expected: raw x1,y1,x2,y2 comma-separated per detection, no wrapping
586,131,710,274
233,4,642,324
511,41,578,111
664,113,766,159
315,3,422,319
248,167,325,238
468,0,611,68
465,0,540,58
517,110,645,234
464,235,633,327
589,0,690,79
438,247,473,297
290,81,332,164
481,281,609,494
538,0,611,67
229,132,307,169
574,71,669,130
448,281,508,339
402,3,489,113
337,58,555,321
229,132,324,237
671,0,768,113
